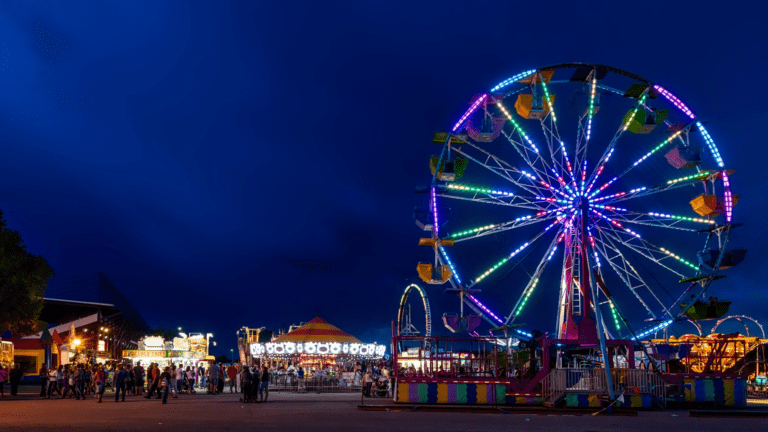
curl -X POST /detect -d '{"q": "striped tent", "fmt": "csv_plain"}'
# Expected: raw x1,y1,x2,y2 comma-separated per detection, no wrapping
274,317,361,344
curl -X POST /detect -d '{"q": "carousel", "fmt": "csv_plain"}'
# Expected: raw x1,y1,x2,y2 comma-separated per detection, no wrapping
248,317,386,374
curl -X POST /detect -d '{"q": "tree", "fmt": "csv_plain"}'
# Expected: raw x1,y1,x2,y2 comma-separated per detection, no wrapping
0,210,54,336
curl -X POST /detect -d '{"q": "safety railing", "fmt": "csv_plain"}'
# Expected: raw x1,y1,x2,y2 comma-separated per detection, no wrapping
542,368,665,405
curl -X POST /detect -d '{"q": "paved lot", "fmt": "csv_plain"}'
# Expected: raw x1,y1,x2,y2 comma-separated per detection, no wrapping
2,391,768,431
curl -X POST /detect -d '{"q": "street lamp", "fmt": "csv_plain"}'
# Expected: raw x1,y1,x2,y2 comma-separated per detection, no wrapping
230,349,234,363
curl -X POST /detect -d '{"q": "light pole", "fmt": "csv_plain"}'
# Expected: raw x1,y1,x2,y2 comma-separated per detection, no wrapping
230,349,234,363
206,333,214,357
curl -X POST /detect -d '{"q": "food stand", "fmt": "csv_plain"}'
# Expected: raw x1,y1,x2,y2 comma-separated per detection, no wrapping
122,334,207,368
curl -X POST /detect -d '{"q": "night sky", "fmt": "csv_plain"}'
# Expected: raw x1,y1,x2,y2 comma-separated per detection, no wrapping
1,1,766,357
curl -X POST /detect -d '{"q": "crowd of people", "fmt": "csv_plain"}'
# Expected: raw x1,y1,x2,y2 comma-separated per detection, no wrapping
0,360,394,400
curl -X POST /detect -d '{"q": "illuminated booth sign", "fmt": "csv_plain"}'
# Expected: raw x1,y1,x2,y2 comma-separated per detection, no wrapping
250,342,385,359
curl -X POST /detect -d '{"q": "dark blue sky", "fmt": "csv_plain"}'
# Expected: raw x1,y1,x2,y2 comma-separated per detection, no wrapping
1,1,765,356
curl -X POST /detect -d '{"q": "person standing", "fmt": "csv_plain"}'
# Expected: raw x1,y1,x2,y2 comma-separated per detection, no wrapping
217,364,225,394
133,361,144,395
207,363,217,394
260,366,270,402
9,363,22,397
114,364,129,402
39,363,48,398
175,364,184,395
363,369,373,397
169,365,178,399
185,366,195,394
227,363,238,393
160,367,173,404
297,366,305,392
239,366,251,402
95,365,106,403
0,365,8,397
250,365,260,402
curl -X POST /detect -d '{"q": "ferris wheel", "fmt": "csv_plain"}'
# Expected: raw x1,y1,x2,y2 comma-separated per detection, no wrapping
417,63,745,341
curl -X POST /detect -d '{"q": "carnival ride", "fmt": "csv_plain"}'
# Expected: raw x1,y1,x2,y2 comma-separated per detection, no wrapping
403,63,750,407
397,284,432,337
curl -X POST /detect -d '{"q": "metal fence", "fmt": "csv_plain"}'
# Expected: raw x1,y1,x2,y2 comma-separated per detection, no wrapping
267,374,364,393
542,368,666,405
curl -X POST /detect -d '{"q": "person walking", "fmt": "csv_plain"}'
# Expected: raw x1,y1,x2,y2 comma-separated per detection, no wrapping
95,365,106,403
46,364,58,398
133,361,144,396
160,367,173,404
114,364,129,402
260,366,270,402
61,366,73,398
39,363,48,398
74,364,85,400
9,363,22,397
146,363,161,399
0,365,8,397
227,363,238,393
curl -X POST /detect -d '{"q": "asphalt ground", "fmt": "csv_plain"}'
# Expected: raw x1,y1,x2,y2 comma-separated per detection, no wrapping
2,389,768,431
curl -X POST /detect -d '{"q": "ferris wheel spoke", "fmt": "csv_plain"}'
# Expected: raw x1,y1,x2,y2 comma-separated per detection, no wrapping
506,232,560,325
592,229,670,319
574,72,600,171
584,91,650,195
589,129,684,200
437,191,547,211
597,208,716,232
453,144,553,197
595,224,698,278
470,218,563,286
495,99,558,185
448,212,561,243
597,169,723,205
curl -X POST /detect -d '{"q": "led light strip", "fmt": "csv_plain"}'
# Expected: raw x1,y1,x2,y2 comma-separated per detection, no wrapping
467,294,503,324
475,242,531,283
622,94,648,132
632,320,674,340
696,122,724,168
667,171,713,185
497,101,539,153
513,278,539,315
592,187,646,202
586,77,597,141
490,69,537,92
452,94,488,132
450,223,500,239
447,183,514,196
439,246,461,285
609,302,621,332
632,131,683,167
721,170,733,223
647,212,715,224
653,85,695,119
431,187,439,235
540,75,557,122
659,247,699,270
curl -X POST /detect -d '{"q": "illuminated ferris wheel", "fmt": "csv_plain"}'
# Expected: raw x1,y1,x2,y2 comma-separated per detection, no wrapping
416,63,745,341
